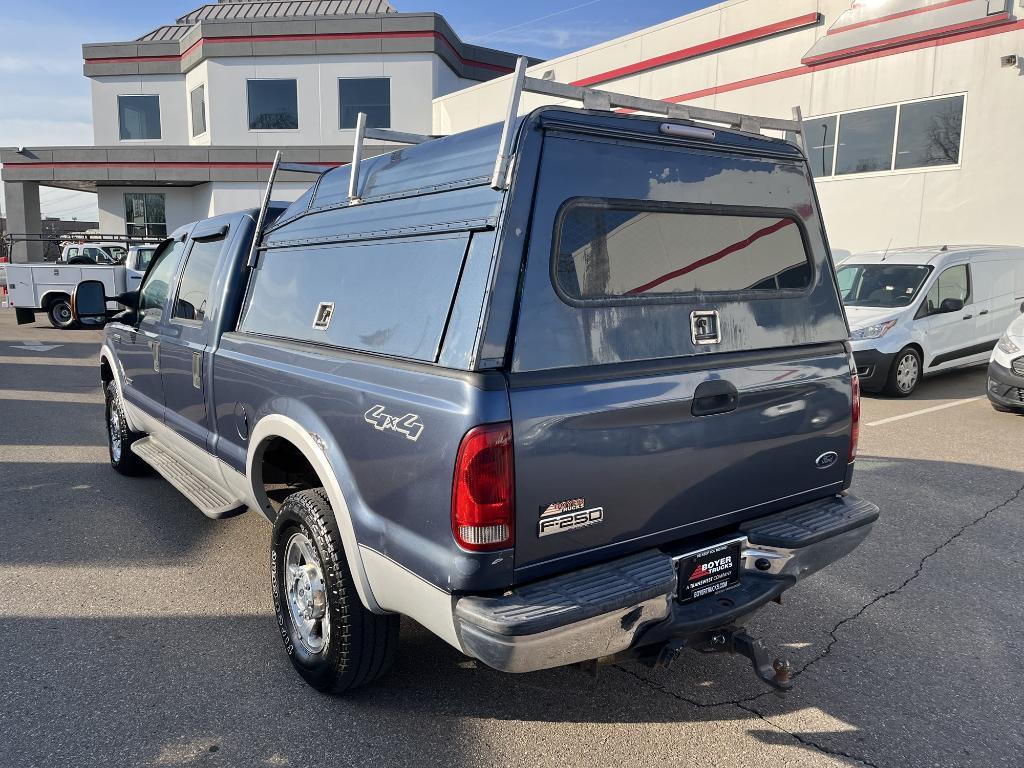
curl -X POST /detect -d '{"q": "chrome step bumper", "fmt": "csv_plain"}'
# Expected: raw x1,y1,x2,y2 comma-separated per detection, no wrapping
453,494,878,674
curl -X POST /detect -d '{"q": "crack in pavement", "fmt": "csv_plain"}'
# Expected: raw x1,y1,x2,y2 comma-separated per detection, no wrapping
613,481,1024,767
793,480,1024,682
614,664,879,767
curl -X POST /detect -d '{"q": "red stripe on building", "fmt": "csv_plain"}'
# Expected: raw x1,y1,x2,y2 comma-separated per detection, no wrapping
85,30,513,74
827,0,974,36
803,12,1009,64
625,17,1024,111
570,12,821,88
627,219,795,295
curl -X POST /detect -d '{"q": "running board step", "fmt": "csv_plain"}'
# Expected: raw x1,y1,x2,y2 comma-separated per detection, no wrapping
131,436,247,519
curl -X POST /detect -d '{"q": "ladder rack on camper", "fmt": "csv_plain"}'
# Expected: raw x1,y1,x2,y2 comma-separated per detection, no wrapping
1,232,166,248
249,56,806,262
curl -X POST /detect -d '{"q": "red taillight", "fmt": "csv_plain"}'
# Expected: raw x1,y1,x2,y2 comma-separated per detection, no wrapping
849,372,861,462
452,422,515,551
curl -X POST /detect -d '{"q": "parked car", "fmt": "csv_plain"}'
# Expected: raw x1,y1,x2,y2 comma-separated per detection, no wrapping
8,244,152,328
71,99,877,695
838,246,1024,396
987,312,1024,413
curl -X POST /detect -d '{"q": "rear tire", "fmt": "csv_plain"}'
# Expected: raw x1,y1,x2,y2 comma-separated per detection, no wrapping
271,488,400,694
104,382,147,475
883,347,922,397
47,297,77,330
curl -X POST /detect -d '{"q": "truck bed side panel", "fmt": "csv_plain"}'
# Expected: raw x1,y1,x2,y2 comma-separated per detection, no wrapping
211,333,514,592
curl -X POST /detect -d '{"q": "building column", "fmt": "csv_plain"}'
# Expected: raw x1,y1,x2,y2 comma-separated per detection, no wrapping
3,181,44,262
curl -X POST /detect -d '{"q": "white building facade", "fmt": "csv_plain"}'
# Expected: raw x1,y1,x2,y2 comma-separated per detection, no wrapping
1,0,529,260
433,0,1024,254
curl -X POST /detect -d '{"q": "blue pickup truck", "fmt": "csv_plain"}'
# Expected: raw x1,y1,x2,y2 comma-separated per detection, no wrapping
72,71,877,695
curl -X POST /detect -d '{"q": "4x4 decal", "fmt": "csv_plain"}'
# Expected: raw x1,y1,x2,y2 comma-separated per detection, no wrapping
363,405,424,442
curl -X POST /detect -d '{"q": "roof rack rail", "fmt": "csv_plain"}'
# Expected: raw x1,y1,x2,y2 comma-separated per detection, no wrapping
246,152,336,267
491,57,806,189
248,59,808,259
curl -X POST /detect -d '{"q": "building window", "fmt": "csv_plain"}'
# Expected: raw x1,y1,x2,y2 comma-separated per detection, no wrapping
118,95,161,141
125,193,167,238
805,116,837,178
247,79,298,130
895,95,963,170
190,84,207,137
835,106,897,175
806,94,965,179
339,77,390,129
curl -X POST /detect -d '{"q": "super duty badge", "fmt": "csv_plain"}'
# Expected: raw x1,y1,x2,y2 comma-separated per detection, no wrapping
538,498,604,537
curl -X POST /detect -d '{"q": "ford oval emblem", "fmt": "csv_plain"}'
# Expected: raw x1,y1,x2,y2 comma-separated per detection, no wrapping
815,451,839,470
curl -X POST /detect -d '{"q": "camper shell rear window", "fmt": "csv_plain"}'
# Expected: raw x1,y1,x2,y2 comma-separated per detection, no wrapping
553,199,813,305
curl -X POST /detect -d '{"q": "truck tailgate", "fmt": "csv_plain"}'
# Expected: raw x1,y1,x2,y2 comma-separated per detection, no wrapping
509,348,852,576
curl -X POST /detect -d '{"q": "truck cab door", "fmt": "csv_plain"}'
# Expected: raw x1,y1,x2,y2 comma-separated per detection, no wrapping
159,227,229,451
113,238,187,417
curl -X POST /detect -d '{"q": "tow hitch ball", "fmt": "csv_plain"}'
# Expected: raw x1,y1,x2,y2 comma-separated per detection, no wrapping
714,630,793,692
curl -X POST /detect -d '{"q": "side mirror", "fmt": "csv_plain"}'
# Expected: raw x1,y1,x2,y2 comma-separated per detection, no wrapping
71,280,110,323
938,297,964,314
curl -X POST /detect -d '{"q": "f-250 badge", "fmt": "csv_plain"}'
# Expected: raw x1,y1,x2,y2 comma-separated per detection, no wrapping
538,497,604,537
364,405,424,442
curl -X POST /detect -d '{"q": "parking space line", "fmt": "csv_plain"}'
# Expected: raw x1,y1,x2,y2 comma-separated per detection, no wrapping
0,356,95,366
865,396,984,427
0,389,101,403
2,445,110,463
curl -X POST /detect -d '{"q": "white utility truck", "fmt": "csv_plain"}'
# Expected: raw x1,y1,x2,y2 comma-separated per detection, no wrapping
6,243,157,328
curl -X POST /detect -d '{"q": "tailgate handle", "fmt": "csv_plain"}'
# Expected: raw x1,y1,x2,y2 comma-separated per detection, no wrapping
692,380,738,417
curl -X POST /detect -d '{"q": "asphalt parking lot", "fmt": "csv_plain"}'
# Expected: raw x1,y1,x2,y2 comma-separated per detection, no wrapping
1,310,1022,768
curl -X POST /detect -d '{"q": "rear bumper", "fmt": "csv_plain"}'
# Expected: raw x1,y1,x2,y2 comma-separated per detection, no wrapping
454,494,878,673
986,360,1024,411
852,348,894,391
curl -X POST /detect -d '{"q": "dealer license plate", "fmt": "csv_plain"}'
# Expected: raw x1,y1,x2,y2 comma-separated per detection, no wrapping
676,540,742,603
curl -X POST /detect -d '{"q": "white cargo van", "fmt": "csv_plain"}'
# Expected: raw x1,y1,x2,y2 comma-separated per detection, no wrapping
838,246,1024,396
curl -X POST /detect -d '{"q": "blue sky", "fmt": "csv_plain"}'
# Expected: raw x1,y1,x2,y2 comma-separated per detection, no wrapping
0,0,712,220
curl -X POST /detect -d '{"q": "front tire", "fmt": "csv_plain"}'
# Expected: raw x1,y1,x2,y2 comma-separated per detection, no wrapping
272,488,400,694
47,297,77,329
884,347,922,397
104,382,146,475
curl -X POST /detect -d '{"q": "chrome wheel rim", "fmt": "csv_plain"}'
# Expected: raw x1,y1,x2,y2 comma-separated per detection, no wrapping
896,353,919,393
55,302,72,325
108,404,122,462
284,532,329,654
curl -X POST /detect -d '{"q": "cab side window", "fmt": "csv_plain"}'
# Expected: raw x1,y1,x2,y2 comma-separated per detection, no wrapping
172,237,224,323
924,264,970,315
138,240,185,317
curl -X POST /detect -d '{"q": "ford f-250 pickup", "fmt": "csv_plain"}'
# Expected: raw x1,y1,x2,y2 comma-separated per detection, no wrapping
71,69,878,695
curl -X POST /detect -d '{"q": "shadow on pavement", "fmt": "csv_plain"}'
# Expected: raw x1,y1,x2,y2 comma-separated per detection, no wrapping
1,456,1022,767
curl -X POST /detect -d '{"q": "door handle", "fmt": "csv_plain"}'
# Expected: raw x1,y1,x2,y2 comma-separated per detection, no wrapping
192,351,202,390
692,380,739,417
978,310,989,316
150,340,160,373
962,314,973,320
